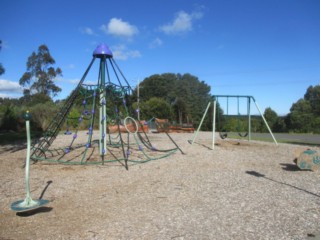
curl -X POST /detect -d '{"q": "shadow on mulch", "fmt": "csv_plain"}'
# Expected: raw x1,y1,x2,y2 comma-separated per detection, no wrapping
246,170,320,198
0,131,42,154
16,207,53,217
280,163,303,171
280,158,314,172
0,142,27,155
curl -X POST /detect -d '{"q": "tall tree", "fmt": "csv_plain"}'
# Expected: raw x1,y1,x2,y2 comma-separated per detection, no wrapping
286,84,320,133
19,44,62,97
288,99,313,133
137,73,177,103
136,73,212,126
304,85,320,115
140,97,173,120
263,107,278,131
175,73,212,125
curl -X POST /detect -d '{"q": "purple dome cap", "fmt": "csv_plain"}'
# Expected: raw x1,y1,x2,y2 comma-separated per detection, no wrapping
93,43,113,58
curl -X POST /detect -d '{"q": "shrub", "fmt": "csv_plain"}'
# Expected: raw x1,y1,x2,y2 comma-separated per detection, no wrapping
28,102,58,131
0,105,19,131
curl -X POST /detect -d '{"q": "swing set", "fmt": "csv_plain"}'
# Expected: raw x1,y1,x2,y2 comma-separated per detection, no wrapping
191,95,278,149
217,95,251,139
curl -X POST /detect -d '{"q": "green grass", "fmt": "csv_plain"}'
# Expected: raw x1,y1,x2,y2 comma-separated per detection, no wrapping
226,132,320,146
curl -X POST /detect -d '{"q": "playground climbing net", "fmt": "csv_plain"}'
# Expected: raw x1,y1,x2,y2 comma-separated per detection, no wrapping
30,44,180,168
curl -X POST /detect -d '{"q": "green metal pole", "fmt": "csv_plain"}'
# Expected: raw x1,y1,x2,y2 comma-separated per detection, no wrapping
252,98,278,145
248,97,251,141
191,102,211,145
81,89,97,164
212,100,216,149
11,111,49,212
23,114,35,206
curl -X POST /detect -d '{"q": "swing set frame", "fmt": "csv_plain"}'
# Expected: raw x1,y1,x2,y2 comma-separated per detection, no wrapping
217,95,250,139
191,95,278,149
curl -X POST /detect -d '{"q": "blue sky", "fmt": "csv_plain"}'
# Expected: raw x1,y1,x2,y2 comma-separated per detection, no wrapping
0,0,319,115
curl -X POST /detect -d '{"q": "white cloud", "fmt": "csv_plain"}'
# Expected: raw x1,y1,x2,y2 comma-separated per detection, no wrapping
80,27,95,35
67,79,80,84
64,79,96,85
149,38,163,48
0,93,11,98
112,44,141,60
0,93,20,98
0,79,23,93
84,80,97,85
101,18,138,38
160,10,203,35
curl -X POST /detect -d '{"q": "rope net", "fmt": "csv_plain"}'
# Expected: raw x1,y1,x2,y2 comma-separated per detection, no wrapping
31,52,180,167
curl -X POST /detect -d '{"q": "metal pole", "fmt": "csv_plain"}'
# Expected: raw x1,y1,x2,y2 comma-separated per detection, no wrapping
212,100,216,149
191,102,211,145
11,111,49,212
253,99,278,145
24,115,33,204
137,79,140,121
248,97,251,141
99,57,107,156
227,97,229,115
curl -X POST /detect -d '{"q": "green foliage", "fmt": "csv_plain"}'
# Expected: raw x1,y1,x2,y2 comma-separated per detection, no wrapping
136,73,177,103
218,115,251,133
223,117,238,132
304,85,320,115
67,108,81,129
19,44,62,98
140,97,173,120
284,85,320,133
216,84,320,134
250,117,263,132
135,73,212,126
175,74,212,126
264,107,278,129
1,67,319,137
20,92,53,106
288,98,314,133
28,102,59,131
273,117,287,133
0,105,19,131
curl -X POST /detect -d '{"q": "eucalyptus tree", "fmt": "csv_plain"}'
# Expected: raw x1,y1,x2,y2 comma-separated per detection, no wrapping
19,44,62,98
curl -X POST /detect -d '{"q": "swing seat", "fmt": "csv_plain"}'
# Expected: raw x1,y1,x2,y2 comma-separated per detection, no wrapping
238,132,248,138
219,132,228,139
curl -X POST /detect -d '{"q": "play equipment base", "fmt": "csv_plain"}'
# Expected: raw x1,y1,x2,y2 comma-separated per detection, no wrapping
297,149,320,171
